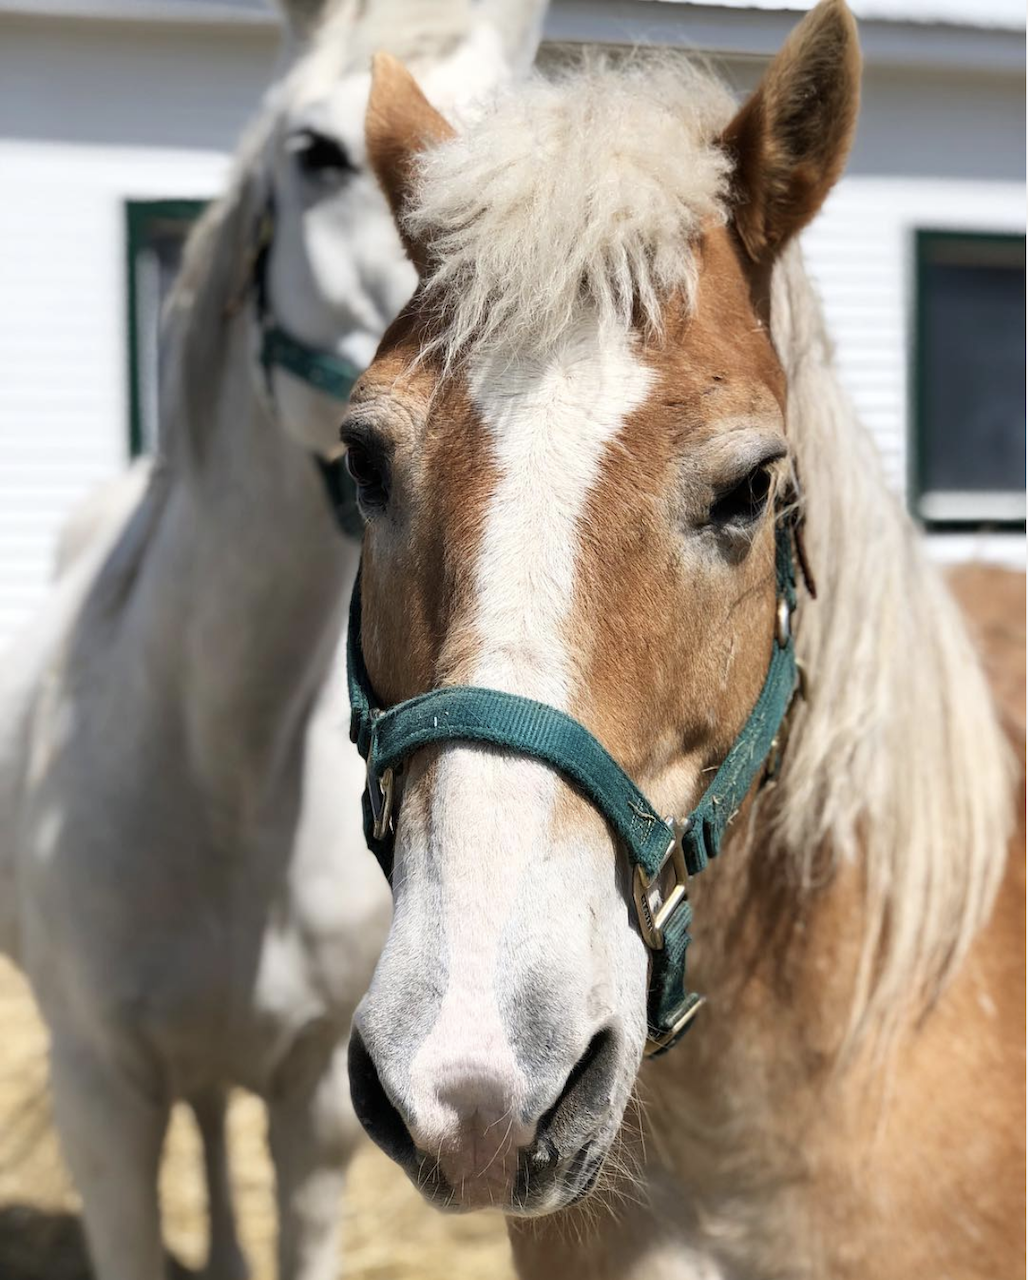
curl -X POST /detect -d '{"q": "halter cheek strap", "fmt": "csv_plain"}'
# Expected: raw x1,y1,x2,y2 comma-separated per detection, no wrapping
261,325,363,406
248,196,363,538
347,514,804,1057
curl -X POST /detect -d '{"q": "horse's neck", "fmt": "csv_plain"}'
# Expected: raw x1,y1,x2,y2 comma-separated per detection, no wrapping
653,242,1013,1120
147,317,357,810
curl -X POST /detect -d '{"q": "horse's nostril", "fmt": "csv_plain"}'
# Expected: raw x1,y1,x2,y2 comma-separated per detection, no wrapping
347,1029,416,1167
536,1027,619,1149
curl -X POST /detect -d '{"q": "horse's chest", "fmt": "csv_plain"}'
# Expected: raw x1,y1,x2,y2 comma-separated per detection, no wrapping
144,853,330,1049
27,812,326,1083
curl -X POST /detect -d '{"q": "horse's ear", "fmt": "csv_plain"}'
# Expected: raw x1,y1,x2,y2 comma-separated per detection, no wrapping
366,52,455,272
721,0,860,265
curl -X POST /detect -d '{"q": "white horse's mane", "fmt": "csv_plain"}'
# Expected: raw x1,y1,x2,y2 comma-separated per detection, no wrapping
407,53,735,362
406,53,1012,1046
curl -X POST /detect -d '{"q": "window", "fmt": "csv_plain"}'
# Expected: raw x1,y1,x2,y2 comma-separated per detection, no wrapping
126,199,207,456
912,230,1026,529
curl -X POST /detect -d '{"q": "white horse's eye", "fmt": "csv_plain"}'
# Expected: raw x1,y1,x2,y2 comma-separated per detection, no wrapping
287,127,356,179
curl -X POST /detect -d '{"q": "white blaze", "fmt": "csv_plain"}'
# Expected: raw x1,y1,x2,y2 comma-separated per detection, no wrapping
404,317,653,1153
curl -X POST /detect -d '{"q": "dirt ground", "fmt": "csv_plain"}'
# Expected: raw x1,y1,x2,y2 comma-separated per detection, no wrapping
0,958,514,1280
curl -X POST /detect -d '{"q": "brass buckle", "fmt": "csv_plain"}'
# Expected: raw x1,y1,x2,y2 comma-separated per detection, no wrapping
368,764,396,842
632,817,690,951
644,996,707,1057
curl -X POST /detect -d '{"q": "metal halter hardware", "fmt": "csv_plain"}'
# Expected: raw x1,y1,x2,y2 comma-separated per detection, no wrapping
633,817,691,951
347,512,807,1057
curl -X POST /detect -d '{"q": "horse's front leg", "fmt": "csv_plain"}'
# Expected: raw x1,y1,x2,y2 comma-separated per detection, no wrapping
190,1085,249,1280
49,1030,169,1280
267,1026,362,1280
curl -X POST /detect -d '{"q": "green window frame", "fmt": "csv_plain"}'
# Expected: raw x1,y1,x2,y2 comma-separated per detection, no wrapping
911,229,1026,531
126,199,208,457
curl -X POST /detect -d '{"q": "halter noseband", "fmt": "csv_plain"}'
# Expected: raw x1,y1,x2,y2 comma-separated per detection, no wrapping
347,512,806,1057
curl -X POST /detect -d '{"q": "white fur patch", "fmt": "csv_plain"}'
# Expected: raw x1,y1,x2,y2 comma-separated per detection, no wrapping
405,317,653,1148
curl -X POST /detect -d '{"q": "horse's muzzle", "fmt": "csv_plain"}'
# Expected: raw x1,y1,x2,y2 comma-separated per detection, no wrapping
347,1024,622,1214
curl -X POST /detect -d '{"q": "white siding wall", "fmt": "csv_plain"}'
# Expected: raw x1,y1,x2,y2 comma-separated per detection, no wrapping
0,12,1024,647
800,56,1025,568
0,13,277,645
0,143,230,641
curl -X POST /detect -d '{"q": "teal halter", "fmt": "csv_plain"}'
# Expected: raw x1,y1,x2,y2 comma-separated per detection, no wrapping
249,197,363,537
261,324,363,405
347,512,806,1056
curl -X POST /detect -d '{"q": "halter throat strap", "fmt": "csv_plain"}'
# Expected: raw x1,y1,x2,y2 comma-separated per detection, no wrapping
347,515,803,1057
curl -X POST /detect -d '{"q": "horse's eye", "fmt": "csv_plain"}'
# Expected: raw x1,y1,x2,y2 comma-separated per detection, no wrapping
289,128,355,178
708,463,773,529
344,443,389,514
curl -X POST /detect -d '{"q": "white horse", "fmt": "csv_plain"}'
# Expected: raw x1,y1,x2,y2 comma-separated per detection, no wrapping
0,2,544,1278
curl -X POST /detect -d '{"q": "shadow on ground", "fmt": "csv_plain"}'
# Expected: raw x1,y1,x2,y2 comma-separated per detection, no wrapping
0,1205,194,1280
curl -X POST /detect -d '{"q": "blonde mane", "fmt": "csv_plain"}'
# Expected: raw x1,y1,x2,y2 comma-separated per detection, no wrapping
768,242,1011,1045
406,54,1013,1047
407,54,735,362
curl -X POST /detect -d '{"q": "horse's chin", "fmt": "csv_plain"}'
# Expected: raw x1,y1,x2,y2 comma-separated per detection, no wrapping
409,1133,614,1217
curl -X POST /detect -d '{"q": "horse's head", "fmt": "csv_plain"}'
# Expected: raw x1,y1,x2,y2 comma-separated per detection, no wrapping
200,0,545,454
344,0,860,1214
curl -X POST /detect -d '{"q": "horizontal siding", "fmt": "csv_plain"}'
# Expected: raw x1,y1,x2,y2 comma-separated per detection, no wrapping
662,0,1025,27
0,12,275,646
0,143,233,642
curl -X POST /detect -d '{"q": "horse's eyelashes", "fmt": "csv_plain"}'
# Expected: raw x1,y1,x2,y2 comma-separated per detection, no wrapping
708,463,773,529
344,442,390,514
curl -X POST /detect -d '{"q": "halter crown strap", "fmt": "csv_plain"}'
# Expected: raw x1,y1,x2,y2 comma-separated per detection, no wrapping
346,514,802,1056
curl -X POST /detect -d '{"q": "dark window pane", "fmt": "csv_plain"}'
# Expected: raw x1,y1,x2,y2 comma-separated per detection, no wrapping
921,253,1025,497
126,202,206,456
915,233,1026,526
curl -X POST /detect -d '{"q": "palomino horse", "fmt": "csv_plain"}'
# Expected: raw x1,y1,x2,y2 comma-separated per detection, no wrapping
339,2,1025,1276
0,1,544,1278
